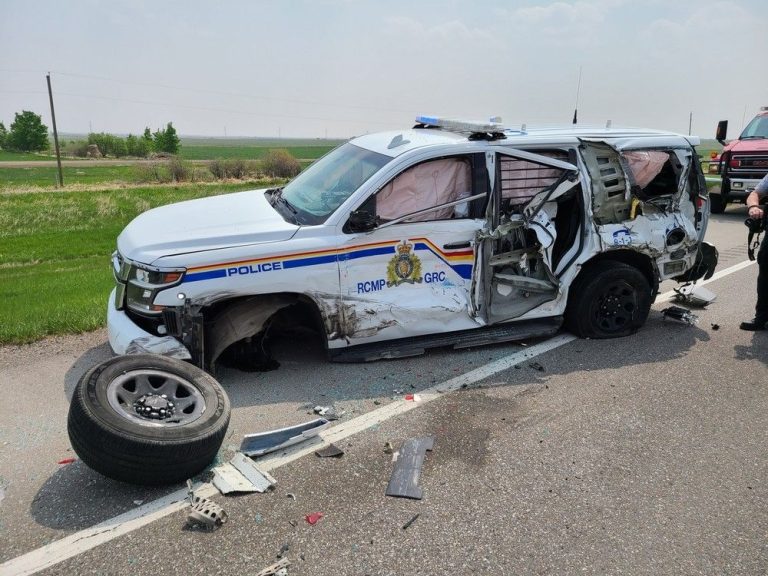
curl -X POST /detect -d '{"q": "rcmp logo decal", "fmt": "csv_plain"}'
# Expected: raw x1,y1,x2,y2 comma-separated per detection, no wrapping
387,241,423,287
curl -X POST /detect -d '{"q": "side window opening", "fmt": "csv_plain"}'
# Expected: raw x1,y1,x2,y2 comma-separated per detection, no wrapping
499,150,570,215
375,156,476,223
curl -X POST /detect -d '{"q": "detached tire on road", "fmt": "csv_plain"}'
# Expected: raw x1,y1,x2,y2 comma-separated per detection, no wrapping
68,354,231,486
565,261,652,339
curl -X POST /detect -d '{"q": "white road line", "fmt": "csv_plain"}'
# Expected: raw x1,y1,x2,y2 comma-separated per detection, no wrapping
655,259,754,303
0,258,754,576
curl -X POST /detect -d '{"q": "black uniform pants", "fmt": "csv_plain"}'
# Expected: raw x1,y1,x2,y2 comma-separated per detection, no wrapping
756,238,768,321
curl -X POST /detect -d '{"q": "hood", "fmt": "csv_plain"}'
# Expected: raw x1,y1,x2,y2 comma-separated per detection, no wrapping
723,138,768,153
117,189,299,264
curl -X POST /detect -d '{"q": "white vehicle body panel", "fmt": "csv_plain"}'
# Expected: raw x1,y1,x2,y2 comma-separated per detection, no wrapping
107,123,714,366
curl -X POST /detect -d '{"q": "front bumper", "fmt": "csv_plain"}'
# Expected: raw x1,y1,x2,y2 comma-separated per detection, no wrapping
727,177,765,200
107,289,191,359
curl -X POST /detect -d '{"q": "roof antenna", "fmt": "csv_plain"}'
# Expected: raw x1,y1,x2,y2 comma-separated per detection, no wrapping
572,65,582,125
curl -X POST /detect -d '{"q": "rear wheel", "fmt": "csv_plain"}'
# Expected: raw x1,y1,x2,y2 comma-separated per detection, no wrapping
565,261,652,338
68,354,230,485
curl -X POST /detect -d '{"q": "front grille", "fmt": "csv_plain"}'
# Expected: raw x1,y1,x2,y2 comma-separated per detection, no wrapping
731,154,768,173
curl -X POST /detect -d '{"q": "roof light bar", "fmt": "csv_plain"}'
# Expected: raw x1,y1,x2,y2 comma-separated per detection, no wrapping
415,115,505,133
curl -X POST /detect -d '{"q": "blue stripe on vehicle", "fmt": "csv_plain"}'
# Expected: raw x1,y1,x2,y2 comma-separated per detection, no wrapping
339,246,394,261
282,254,338,269
182,242,473,283
183,269,227,283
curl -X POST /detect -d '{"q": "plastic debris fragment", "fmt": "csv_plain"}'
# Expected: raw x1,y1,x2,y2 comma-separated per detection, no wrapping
402,513,420,530
305,512,324,525
386,437,434,500
255,558,290,576
404,394,421,402
313,404,345,420
240,418,330,457
661,306,698,325
186,480,228,531
57,458,76,465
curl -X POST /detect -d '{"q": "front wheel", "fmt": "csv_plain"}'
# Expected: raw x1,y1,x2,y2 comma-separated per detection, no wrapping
565,261,652,338
709,193,726,214
68,354,231,485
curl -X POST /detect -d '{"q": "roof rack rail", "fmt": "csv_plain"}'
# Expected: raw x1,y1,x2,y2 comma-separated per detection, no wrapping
413,115,506,141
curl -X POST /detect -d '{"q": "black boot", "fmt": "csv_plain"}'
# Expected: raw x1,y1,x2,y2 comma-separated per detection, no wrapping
740,318,768,331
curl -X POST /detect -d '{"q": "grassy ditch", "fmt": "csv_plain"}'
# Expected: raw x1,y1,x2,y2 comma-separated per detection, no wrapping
0,180,283,344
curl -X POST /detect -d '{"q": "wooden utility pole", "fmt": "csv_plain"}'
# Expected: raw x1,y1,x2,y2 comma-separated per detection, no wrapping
46,73,63,187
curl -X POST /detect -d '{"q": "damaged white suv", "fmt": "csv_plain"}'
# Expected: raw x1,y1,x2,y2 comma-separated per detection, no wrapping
109,116,717,372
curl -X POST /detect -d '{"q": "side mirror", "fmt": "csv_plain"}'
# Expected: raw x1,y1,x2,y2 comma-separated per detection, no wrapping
716,120,728,144
346,209,377,232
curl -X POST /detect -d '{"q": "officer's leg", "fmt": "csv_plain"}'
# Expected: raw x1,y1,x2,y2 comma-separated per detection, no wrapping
755,239,768,321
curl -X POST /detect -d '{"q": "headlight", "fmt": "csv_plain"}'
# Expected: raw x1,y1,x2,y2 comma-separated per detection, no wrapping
124,261,185,315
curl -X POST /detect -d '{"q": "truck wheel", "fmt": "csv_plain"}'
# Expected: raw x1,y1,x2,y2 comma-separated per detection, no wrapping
709,193,726,214
565,261,652,339
68,354,230,486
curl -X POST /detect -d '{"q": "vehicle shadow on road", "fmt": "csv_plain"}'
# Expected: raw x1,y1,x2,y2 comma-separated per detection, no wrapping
29,461,179,530
62,342,113,401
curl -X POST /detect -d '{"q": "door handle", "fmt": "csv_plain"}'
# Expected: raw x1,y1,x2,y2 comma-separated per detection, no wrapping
443,241,471,249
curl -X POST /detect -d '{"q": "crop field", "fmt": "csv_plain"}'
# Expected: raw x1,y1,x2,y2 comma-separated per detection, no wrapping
0,180,283,344
178,142,341,161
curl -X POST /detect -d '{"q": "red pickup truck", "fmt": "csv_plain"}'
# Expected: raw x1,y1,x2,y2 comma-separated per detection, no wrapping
712,107,768,213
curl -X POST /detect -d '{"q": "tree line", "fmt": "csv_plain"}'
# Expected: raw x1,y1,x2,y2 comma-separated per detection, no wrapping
0,110,180,156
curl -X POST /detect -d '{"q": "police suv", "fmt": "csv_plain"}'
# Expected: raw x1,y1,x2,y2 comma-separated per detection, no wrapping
109,116,718,372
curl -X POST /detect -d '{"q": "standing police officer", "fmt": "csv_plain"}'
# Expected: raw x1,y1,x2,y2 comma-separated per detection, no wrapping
741,172,768,330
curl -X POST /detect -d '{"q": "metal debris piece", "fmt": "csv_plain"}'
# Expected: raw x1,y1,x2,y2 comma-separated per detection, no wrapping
255,558,290,576
240,418,331,457
661,306,699,325
305,511,324,525
315,443,345,458
186,480,228,531
313,404,345,421
529,362,545,372
286,493,296,501
402,513,420,530
673,283,717,307
385,437,434,500
212,452,277,494
383,442,394,454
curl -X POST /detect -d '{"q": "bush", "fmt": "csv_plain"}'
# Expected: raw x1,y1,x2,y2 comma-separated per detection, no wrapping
126,134,151,158
167,157,192,182
63,140,89,157
133,163,171,184
88,132,128,158
208,158,259,180
260,149,301,178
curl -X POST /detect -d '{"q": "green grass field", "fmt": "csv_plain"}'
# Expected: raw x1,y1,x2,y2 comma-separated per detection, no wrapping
0,150,56,161
0,181,281,344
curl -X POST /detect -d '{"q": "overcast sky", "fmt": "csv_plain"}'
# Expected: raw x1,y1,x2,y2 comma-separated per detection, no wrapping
1,0,766,139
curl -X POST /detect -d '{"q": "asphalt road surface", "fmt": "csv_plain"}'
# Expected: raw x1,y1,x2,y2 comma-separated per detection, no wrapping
0,206,766,576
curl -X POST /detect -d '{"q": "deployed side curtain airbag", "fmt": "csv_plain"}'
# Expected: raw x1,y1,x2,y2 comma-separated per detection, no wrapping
622,150,669,188
376,158,470,221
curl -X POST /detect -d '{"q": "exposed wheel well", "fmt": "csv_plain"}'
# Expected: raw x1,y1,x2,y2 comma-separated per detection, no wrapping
201,293,328,371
